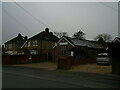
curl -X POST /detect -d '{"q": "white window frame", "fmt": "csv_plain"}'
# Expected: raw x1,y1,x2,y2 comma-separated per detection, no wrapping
30,50,38,55
61,46,68,56
8,44,12,49
28,41,31,47
33,40,38,47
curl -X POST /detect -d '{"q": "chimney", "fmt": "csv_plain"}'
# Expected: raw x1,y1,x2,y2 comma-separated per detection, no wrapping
50,32,53,35
18,33,21,37
24,36,28,40
45,28,49,33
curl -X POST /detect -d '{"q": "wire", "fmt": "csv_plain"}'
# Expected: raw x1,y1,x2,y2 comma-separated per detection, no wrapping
13,1,59,33
98,2,120,13
2,7,32,35
14,2,47,28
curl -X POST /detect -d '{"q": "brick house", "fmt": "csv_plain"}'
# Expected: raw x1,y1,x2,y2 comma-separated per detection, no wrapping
53,36,106,64
21,28,59,60
4,33,27,55
107,37,120,74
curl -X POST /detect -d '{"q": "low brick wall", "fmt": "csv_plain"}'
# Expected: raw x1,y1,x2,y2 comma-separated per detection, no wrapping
71,58,96,65
2,54,47,65
57,57,71,69
57,56,96,69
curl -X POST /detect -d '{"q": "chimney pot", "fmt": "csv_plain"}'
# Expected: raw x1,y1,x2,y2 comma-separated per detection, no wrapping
18,33,21,37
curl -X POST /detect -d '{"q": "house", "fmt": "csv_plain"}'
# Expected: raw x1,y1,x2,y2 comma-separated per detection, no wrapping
21,28,59,60
112,37,120,43
4,33,27,55
107,37,120,74
107,37,120,58
53,36,106,63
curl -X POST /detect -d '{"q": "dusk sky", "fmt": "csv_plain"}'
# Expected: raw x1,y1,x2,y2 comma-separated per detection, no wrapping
2,2,118,44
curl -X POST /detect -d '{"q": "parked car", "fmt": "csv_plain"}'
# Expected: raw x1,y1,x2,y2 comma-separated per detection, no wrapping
96,53,111,65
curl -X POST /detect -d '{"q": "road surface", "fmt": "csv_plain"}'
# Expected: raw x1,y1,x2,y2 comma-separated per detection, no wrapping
2,66,120,88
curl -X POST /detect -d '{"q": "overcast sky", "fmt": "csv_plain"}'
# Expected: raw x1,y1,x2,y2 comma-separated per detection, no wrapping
2,2,118,44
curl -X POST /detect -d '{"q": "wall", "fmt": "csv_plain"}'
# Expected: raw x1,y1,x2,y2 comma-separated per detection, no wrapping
57,56,96,69
2,54,47,65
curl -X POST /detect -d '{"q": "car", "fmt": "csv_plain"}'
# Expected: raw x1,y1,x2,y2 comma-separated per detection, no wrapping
96,53,111,65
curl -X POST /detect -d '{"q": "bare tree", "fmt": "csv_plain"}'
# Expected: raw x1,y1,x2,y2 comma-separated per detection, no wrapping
94,33,112,42
73,30,86,39
54,32,68,38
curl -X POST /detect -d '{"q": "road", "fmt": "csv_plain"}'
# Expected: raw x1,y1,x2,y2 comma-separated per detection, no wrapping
2,66,120,88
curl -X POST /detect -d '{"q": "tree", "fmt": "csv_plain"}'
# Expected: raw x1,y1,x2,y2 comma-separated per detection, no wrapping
54,32,68,38
73,30,86,39
94,33,112,42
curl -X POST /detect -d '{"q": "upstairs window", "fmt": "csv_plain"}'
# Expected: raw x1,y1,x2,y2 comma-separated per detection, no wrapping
8,44,12,49
33,40,38,47
5,45,7,49
25,44,27,47
28,41,31,47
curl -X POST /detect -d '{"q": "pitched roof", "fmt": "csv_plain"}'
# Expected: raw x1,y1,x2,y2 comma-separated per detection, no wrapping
70,38,104,49
28,28,59,42
112,37,120,42
53,36,104,49
5,33,27,44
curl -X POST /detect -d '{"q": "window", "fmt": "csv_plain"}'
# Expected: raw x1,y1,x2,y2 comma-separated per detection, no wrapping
30,50,38,55
75,51,86,59
28,41,31,47
70,51,74,56
8,44,12,49
61,46,68,56
5,45,7,49
25,44,27,47
33,40,38,47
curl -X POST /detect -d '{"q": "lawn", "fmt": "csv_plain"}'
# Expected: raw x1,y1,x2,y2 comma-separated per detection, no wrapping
69,64,112,74
12,62,112,74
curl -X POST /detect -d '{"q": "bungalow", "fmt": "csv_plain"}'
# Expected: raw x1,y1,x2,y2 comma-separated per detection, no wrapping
21,28,59,60
4,33,27,55
53,36,106,63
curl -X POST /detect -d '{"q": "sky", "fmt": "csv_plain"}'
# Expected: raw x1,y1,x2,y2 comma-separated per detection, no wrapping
2,2,118,44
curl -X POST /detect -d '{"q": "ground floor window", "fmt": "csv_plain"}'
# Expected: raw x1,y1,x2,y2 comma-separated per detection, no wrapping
61,46,68,56
74,51,87,59
30,50,38,55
